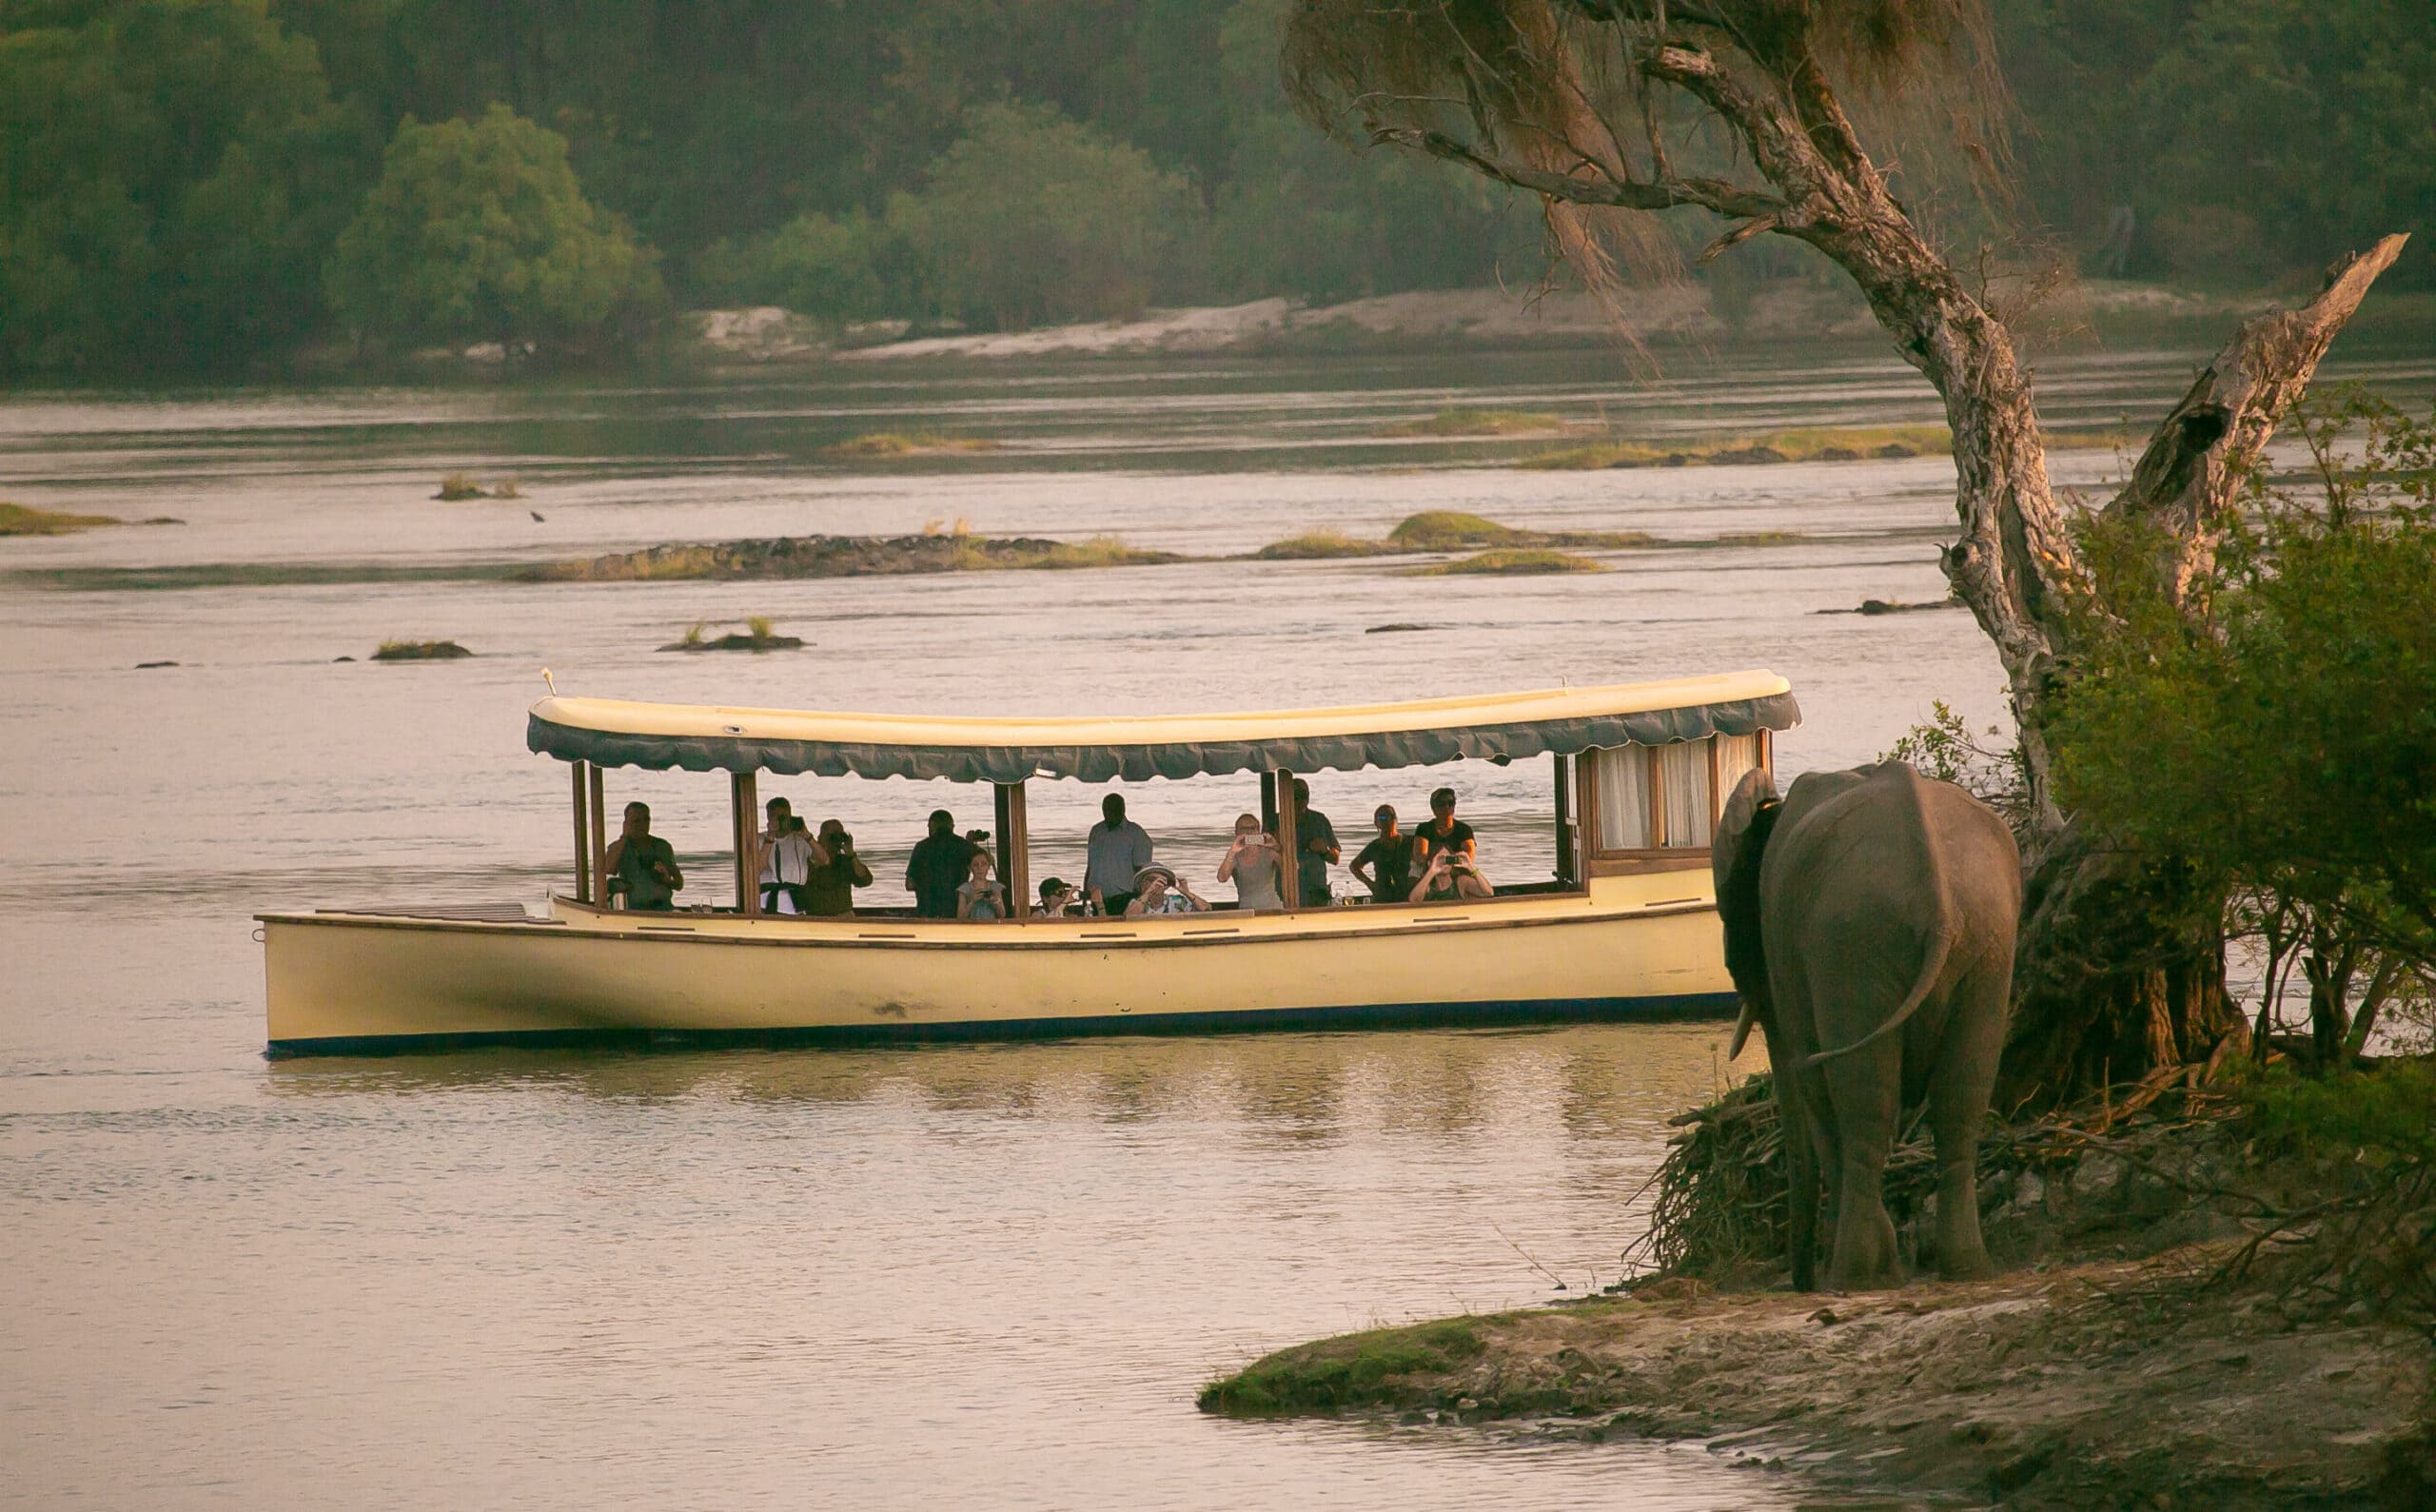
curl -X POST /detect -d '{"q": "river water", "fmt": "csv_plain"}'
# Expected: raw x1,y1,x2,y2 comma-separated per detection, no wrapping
5,335,2430,1509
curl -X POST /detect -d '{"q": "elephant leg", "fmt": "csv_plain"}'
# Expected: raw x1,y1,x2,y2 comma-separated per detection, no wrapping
1773,1048,1821,1291
1818,1043,1904,1290
1930,958,2008,1281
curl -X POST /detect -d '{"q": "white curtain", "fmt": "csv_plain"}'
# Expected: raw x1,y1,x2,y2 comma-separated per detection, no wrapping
1714,733,1762,814
1593,745,1651,849
1659,739,1712,848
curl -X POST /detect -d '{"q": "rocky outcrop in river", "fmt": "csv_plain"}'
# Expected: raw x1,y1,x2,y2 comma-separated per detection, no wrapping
516,533,1181,582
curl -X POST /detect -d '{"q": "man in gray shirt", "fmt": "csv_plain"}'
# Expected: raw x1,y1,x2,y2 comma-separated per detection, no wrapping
1085,794,1153,915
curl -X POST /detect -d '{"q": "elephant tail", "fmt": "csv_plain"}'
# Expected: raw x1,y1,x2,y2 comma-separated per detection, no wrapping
1805,767,1955,1069
1802,922,1952,1067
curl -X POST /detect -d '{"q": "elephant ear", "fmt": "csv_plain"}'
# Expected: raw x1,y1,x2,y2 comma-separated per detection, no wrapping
1713,768,1781,1059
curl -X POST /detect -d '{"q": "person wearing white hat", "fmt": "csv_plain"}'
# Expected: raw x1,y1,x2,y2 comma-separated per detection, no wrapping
1123,863,1207,916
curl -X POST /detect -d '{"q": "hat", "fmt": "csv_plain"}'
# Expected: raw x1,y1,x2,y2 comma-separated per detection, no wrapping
1038,875,1071,896
1133,864,1178,890
1374,804,1397,821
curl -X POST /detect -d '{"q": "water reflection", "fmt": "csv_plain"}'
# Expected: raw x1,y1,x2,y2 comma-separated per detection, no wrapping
258,1023,1752,1139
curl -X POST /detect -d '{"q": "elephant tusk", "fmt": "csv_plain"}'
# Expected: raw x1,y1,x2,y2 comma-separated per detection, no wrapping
1728,1000,1758,1059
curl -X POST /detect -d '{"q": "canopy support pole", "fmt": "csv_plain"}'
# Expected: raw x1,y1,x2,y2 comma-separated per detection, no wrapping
995,780,1031,917
1275,767,1302,910
1552,754,1575,888
571,761,592,903
587,765,606,908
1575,755,1600,868
733,770,760,915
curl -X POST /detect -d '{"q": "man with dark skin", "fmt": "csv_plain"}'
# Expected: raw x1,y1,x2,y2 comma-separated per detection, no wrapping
602,800,683,911
1084,793,1152,917
1291,777,1339,905
905,809,979,920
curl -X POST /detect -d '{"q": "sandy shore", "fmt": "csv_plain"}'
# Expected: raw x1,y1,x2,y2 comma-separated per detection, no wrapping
1204,1253,2432,1507
685,280,2291,367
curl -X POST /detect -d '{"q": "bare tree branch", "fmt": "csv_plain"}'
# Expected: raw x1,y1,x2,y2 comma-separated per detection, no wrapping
1371,126,1782,220
1698,214,1779,262
1639,46,1834,214
2105,233,2412,605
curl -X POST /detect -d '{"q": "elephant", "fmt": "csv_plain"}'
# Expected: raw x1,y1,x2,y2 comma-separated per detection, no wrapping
1711,760,2021,1291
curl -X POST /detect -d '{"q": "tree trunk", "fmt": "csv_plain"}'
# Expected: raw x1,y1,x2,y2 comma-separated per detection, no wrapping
1991,241,2407,1102
1996,825,2247,1110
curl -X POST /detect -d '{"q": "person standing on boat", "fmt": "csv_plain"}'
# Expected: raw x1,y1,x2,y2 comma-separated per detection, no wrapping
906,809,980,919
1216,813,1284,911
763,816,827,914
1085,794,1153,916
799,819,873,916
1350,804,1416,904
603,801,683,911
1291,779,1340,905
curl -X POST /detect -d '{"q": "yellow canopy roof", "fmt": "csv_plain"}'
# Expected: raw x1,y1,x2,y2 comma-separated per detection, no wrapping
527,670,1798,782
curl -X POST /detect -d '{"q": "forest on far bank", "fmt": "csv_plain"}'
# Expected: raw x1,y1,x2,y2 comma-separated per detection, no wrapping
2,0,2431,379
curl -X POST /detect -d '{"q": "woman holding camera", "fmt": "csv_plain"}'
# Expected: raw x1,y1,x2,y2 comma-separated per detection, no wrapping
1215,813,1285,912
1410,845,1492,904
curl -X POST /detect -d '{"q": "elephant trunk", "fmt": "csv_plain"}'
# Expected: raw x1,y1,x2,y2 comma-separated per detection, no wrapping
1719,797,1781,1059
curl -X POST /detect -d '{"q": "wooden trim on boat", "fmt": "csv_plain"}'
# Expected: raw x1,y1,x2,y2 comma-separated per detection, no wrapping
1584,854,1708,877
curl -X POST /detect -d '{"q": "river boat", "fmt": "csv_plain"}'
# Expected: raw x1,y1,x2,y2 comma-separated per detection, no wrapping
259,671,1799,1055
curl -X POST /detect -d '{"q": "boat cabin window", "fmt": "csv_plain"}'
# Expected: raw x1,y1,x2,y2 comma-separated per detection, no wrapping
1585,732,1766,857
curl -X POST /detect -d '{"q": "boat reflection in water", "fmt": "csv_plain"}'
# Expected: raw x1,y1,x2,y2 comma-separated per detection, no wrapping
259,672,1798,1056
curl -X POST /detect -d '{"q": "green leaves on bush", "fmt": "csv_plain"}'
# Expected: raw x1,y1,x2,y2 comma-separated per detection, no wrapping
326,105,662,355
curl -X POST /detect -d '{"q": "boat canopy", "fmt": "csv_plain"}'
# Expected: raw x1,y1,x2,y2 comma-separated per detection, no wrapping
526,670,1799,784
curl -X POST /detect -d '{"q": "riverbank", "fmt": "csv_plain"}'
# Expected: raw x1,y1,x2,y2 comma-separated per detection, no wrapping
1202,1065,2436,1508
1203,1255,2431,1507
684,281,2436,368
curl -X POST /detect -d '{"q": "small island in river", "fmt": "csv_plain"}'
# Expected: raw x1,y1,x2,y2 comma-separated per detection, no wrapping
517,531,1182,581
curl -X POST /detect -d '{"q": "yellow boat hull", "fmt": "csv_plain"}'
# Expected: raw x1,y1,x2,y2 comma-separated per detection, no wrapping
261,871,1732,1055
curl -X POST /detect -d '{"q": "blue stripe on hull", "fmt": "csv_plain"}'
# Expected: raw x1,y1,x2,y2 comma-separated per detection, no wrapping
265,992,1740,1058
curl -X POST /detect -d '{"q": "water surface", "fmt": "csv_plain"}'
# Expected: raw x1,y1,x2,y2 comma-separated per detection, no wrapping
7,336,2429,1508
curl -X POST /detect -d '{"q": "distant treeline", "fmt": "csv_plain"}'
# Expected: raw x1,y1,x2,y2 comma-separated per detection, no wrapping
1,0,2429,378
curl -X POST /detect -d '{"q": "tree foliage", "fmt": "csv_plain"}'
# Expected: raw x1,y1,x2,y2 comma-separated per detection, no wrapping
325,104,660,353
2003,0,2436,286
884,103,1201,331
0,0,372,377
1,0,2429,374
2053,394,2436,970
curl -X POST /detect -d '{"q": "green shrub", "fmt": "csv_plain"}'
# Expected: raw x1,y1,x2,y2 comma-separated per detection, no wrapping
2245,1060,2436,1164
694,211,889,324
885,102,1202,330
1400,548,1607,576
1198,1320,1484,1416
1253,530,1386,560
327,105,661,354
1386,511,1529,550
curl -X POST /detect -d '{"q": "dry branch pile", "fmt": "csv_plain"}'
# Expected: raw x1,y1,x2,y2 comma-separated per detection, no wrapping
1626,1051,2260,1283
